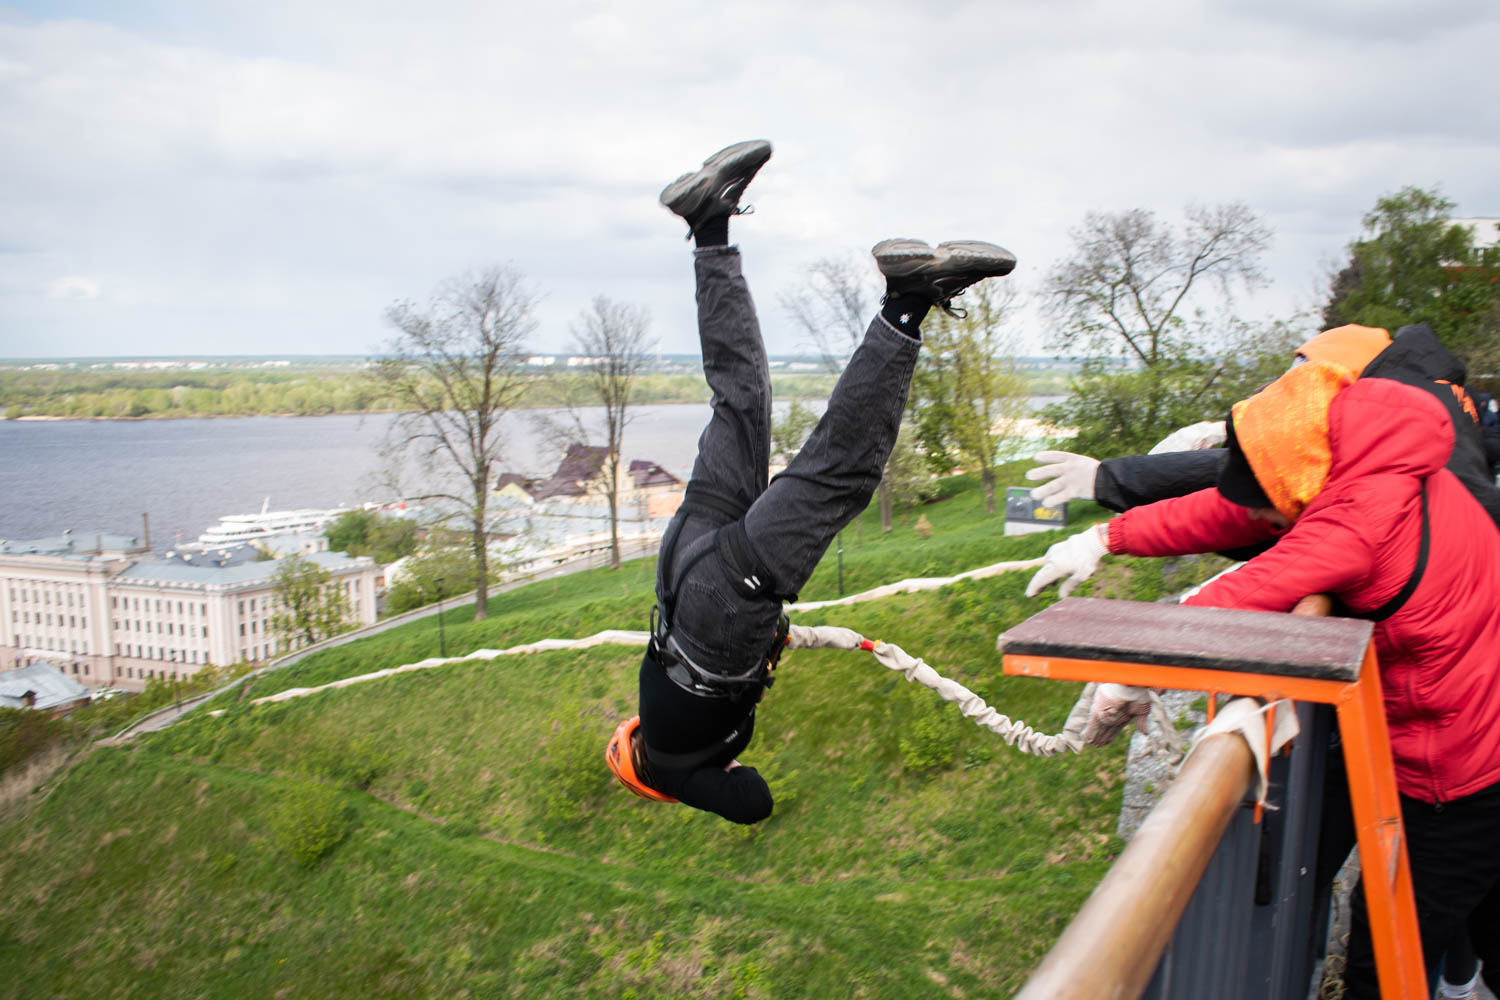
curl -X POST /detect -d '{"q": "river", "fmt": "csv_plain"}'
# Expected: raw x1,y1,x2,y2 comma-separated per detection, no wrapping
0,397,1063,550
0,407,714,550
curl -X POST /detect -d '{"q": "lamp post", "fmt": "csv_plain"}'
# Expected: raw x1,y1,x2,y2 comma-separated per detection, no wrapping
836,531,845,596
434,576,447,658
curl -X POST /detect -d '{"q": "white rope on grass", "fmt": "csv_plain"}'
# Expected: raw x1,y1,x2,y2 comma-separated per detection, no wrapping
228,554,1186,760
784,558,1045,612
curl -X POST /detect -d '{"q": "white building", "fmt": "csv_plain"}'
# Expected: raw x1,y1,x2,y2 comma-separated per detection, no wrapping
0,532,378,691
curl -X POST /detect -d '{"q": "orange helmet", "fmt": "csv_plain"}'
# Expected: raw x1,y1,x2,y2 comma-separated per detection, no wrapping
605,716,677,803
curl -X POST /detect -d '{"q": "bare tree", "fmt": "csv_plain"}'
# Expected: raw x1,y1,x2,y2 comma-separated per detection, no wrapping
373,266,537,621
1045,203,1272,365
778,254,875,373
779,253,908,531
1041,204,1273,453
562,295,652,569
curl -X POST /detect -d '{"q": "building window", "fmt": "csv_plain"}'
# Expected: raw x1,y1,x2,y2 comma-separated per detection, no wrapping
111,596,118,610
239,624,245,636
177,601,183,614
203,627,208,639
69,616,76,628
200,603,206,615
238,600,244,615
249,598,256,613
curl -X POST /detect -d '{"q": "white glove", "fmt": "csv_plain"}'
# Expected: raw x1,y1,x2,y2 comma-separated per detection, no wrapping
1024,523,1110,598
1147,420,1227,455
1081,683,1154,747
1026,450,1099,504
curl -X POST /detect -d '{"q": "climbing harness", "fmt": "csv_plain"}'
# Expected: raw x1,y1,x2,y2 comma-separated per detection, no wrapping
648,494,794,702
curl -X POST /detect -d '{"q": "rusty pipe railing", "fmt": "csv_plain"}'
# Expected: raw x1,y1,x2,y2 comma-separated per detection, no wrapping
1014,731,1256,1000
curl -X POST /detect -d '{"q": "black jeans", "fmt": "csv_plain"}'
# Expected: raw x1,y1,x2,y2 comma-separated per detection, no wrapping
1318,743,1500,997
638,244,920,823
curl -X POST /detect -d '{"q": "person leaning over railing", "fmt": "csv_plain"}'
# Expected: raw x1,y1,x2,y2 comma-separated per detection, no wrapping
1027,322,1500,536
1026,359,1500,1000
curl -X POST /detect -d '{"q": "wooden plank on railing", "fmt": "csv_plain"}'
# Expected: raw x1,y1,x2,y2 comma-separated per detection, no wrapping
996,597,1371,680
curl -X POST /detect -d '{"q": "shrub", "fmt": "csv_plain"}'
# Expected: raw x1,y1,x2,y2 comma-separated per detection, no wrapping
538,716,611,828
898,692,962,776
0,708,74,775
270,779,350,867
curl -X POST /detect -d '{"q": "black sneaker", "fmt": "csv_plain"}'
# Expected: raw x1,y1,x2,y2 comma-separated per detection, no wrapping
660,140,773,237
872,238,1017,317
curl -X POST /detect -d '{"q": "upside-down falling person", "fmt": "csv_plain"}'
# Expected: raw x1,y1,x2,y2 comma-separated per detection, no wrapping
604,140,1016,824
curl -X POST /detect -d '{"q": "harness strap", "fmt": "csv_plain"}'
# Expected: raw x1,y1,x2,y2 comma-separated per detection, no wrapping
643,707,756,771
1348,480,1429,623
682,482,749,524
717,519,798,603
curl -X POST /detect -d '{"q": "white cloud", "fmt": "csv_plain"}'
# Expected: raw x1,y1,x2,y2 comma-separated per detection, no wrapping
46,275,100,300
0,1,1497,359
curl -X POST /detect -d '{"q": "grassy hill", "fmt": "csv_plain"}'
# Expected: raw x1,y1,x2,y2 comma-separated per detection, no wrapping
0,472,1228,999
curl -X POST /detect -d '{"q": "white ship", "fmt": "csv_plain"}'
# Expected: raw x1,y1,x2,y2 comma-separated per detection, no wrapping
195,498,350,547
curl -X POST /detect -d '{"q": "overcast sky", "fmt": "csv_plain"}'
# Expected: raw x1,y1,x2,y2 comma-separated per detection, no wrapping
2,0,1498,360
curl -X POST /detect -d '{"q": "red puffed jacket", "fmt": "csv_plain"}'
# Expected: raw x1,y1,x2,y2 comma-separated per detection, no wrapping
1106,377,1500,803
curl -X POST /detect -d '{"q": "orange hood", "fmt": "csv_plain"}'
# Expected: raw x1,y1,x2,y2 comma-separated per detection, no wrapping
1294,324,1390,376
1229,360,1357,520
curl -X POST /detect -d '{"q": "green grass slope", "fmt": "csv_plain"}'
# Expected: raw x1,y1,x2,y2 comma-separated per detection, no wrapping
0,472,1229,999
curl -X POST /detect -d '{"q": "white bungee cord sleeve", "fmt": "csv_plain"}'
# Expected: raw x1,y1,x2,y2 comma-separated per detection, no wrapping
787,623,1093,756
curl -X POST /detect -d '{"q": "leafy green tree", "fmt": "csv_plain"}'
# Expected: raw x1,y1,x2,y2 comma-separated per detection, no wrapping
882,420,941,521
911,283,1031,515
1045,318,1302,457
770,400,820,467
1042,203,1273,455
269,554,354,650
324,510,418,564
384,535,500,615
1323,185,1500,367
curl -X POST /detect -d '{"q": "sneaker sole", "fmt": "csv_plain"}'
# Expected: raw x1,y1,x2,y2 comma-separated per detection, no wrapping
873,238,1017,280
659,140,773,218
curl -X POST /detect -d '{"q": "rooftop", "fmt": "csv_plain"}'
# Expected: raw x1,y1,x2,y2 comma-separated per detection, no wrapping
0,662,91,712
113,550,372,588
0,532,149,559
